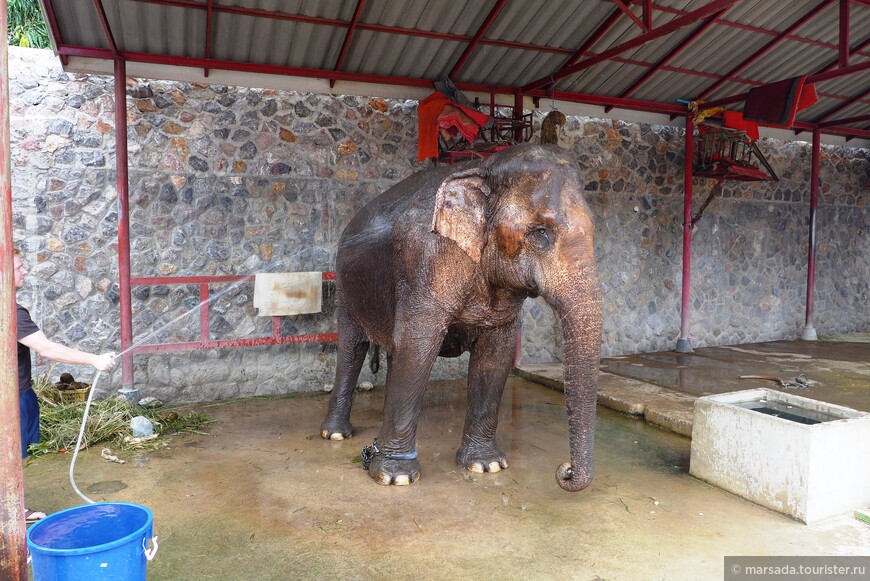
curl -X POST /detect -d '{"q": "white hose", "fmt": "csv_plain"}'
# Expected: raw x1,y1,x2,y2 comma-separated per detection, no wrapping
69,370,101,504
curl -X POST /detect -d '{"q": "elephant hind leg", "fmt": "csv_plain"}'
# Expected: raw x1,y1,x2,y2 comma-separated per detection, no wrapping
320,320,369,440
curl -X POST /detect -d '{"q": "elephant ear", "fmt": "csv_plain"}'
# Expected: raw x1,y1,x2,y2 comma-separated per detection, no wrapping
431,167,491,262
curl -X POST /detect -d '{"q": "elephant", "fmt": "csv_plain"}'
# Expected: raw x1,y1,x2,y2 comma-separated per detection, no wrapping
320,143,602,492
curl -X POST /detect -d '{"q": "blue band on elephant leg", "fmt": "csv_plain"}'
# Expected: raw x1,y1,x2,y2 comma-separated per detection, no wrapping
360,439,418,469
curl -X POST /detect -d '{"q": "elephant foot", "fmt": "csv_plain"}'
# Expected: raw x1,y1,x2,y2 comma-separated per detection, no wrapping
320,417,352,441
456,444,509,474
361,441,420,486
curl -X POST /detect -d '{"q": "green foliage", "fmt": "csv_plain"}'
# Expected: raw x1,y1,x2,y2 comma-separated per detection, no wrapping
7,0,50,49
29,373,214,456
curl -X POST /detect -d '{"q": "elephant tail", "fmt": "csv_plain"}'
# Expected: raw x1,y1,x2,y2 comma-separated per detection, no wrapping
369,345,381,374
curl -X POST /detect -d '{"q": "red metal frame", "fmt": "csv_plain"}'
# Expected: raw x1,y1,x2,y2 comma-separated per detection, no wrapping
611,0,648,32
676,112,695,352
115,58,135,388
522,0,738,93
805,128,821,333
696,0,834,101
128,273,338,355
839,0,850,68
331,0,366,88
1,2,29,573
42,0,870,141
449,0,508,80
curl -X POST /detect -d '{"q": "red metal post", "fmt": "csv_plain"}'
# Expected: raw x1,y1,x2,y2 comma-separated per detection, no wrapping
115,58,134,387
0,1,28,575
199,284,210,342
839,0,850,68
676,112,694,353
802,128,821,340
514,92,524,143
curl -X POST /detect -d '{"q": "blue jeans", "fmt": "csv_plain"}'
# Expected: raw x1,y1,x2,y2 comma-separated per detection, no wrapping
20,388,39,458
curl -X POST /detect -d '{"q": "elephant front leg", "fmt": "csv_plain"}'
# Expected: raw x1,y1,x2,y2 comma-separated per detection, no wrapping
456,323,517,474
366,334,443,486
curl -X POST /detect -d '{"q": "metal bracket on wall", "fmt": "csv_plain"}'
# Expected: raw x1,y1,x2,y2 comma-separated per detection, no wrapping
691,179,723,229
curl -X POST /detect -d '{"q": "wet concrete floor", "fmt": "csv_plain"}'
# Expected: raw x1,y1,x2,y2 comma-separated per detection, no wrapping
517,338,870,438
24,370,870,580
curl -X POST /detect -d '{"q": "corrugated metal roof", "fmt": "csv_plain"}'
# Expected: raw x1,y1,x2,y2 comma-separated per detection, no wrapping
38,0,870,142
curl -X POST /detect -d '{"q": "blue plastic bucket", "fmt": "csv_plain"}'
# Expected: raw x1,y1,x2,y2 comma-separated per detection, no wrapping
27,502,156,581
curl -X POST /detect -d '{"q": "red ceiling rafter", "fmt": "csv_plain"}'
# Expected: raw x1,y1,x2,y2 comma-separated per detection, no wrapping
127,0,565,55
643,0,653,31
696,0,834,101
204,0,213,77
839,0,850,67
56,44,517,95
637,0,870,57
701,60,870,109
562,8,623,69
607,9,727,112
91,0,119,59
331,0,367,89
810,86,870,124
610,0,648,32
449,0,508,80
812,36,870,75
816,113,870,128
522,0,738,93
40,0,68,65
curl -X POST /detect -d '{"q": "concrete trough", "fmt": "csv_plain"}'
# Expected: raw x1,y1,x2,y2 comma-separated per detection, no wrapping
690,388,870,524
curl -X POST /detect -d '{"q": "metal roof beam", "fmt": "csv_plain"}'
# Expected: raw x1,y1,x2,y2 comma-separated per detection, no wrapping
563,8,623,68
701,59,870,109
816,113,870,128
812,36,870,75
331,0,366,89
642,0,653,31
839,0,850,67
56,44,518,94
522,0,737,93
610,10,726,108
449,0,508,80
810,86,870,123
91,0,119,58
697,0,834,100
610,0,647,32
638,0,870,56
204,0,213,77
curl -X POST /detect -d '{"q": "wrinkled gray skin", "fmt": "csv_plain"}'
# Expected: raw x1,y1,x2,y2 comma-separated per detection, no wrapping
320,144,602,491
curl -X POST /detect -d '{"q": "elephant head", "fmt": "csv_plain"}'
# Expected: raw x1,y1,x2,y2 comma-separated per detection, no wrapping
432,144,602,491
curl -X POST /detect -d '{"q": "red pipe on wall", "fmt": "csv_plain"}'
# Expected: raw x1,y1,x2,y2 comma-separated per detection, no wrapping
115,58,134,387
802,128,821,340
676,113,695,353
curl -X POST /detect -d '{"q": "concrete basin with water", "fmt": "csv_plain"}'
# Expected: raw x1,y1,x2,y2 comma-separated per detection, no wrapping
690,388,870,524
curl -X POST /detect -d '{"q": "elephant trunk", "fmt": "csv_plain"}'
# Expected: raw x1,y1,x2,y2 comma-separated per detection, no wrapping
543,266,602,492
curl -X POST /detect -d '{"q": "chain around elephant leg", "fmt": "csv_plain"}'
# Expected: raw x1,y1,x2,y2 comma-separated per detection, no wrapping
361,440,421,485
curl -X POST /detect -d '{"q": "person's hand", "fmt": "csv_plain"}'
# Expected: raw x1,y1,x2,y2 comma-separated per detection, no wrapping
93,352,118,372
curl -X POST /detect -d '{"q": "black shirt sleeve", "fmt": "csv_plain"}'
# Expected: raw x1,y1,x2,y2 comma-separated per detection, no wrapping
16,304,40,341
16,303,40,392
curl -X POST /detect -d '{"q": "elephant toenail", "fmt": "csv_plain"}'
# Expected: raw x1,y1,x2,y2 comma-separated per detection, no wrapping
393,475,410,486
469,463,485,474
488,462,502,473
329,433,345,441
375,473,392,485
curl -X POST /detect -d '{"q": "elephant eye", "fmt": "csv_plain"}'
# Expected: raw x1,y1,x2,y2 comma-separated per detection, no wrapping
526,225,554,251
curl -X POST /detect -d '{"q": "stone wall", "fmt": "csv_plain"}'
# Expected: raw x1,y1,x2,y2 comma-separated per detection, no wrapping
9,48,869,402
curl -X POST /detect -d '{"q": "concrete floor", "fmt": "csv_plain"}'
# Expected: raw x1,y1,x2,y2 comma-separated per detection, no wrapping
24,339,870,580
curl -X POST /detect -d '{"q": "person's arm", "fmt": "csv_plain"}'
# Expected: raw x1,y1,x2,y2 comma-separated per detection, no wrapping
19,331,117,372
